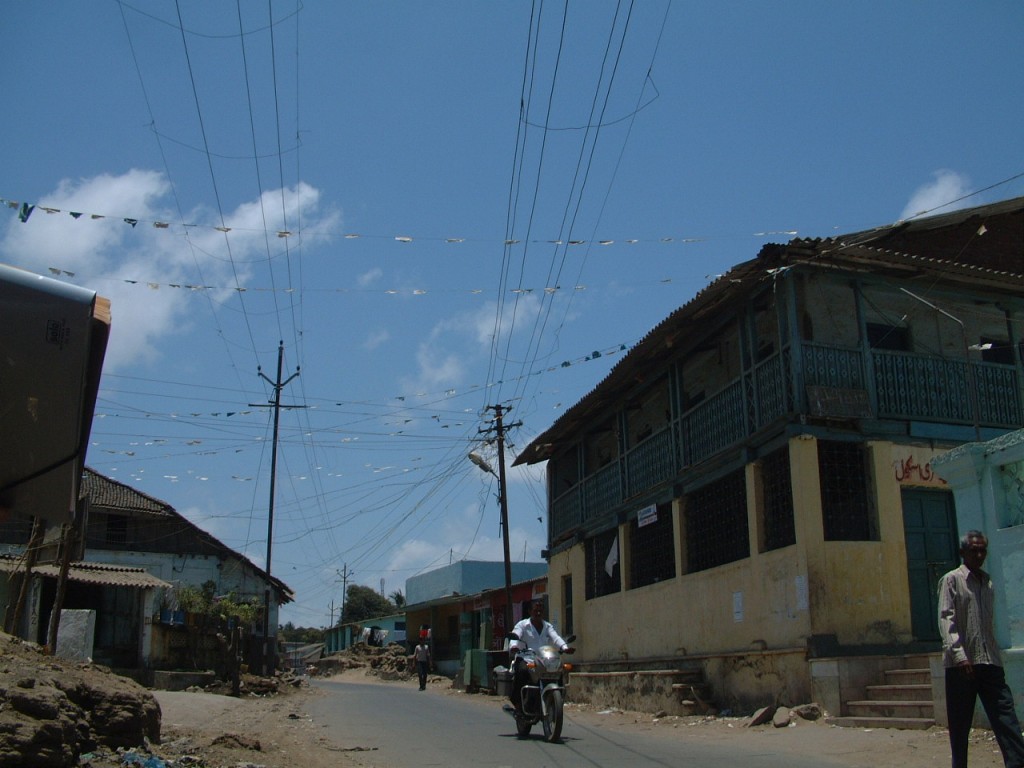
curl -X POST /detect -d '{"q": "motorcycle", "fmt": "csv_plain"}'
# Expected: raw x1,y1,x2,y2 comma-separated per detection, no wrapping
498,632,576,742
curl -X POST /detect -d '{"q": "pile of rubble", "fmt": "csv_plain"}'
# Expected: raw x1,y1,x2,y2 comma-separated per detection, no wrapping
200,667,306,697
308,642,413,681
0,631,160,768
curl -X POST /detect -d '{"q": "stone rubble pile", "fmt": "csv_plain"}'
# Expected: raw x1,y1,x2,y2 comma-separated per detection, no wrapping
0,632,160,768
309,641,413,680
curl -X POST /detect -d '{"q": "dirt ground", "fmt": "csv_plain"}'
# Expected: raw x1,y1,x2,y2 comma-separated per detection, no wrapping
148,667,1013,768
1,630,1005,768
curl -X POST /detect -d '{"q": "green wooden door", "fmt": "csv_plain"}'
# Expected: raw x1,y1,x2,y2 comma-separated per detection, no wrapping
901,489,959,642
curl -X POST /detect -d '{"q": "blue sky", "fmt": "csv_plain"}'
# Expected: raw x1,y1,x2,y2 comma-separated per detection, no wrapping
3,2,1023,627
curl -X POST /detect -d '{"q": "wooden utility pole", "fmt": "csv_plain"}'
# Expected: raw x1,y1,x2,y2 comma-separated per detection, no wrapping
45,522,73,652
4,516,45,636
249,341,303,675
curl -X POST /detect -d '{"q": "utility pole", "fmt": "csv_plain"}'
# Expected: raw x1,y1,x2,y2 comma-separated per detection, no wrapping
337,563,353,625
249,341,303,675
470,404,521,641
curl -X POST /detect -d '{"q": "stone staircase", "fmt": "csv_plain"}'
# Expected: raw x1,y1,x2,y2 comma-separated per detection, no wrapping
828,654,936,730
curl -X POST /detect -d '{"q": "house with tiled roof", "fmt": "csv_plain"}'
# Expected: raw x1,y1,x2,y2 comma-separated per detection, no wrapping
515,196,1024,726
0,468,293,676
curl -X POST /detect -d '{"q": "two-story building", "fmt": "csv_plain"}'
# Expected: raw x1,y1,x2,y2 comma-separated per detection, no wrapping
515,196,1024,718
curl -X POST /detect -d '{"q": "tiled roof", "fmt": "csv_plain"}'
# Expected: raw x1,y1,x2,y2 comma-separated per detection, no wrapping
80,469,174,516
81,468,294,602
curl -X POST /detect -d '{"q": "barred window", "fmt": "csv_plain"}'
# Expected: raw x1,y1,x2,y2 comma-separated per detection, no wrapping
630,502,675,588
818,440,876,541
105,514,128,546
686,470,749,572
761,448,795,551
585,528,621,600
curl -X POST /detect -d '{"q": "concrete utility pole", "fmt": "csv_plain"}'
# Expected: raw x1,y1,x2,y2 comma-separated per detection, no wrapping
250,341,303,676
337,563,353,624
469,403,521,640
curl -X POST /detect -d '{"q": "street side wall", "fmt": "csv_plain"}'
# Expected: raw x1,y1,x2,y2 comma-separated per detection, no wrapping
549,436,945,711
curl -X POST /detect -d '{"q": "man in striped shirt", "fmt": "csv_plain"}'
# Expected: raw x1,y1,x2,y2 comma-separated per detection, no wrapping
939,530,1024,768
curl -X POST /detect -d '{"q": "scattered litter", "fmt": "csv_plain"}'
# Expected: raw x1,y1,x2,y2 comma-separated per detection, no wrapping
119,751,166,768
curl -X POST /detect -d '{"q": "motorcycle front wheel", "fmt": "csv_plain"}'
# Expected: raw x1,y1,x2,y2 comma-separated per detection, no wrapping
541,689,563,742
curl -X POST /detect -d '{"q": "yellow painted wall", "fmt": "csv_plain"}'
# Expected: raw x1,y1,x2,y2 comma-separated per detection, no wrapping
551,436,949,664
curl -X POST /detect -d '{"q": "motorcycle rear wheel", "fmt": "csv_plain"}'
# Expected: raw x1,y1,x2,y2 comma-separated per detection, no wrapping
541,689,563,742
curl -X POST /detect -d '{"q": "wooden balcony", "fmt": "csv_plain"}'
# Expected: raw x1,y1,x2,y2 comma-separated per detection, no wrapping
550,342,1022,543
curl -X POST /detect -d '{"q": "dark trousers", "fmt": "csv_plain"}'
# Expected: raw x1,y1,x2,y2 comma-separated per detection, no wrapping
946,664,1024,768
509,658,529,711
416,661,429,690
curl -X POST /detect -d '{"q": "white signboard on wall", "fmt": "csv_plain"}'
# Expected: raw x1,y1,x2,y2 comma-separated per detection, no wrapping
732,591,744,622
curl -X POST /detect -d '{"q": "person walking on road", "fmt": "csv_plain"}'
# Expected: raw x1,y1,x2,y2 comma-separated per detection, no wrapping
938,529,1024,768
412,638,432,691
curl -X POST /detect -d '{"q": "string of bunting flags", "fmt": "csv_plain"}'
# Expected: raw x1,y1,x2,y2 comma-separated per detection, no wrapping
92,339,633,426
41,264,606,295
2,194,798,247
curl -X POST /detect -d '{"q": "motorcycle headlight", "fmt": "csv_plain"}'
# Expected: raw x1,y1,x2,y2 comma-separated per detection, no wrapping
541,656,561,672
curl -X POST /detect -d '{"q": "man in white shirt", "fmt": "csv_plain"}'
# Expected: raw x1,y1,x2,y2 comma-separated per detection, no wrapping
508,600,574,711
938,530,1024,768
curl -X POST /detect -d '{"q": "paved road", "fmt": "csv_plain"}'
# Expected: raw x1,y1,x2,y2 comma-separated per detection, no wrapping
307,679,856,768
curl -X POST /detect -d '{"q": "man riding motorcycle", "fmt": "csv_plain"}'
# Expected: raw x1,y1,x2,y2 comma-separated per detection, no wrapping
508,599,574,713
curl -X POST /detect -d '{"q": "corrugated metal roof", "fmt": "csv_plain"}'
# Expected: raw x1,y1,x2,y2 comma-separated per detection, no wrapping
515,195,1024,465
0,554,171,589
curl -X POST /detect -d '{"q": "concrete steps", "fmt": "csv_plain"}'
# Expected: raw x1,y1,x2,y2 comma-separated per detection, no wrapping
828,656,936,730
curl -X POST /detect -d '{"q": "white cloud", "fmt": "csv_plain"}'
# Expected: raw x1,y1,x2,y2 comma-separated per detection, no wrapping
412,344,466,390
900,170,973,221
363,328,390,350
381,499,545,583
400,293,547,397
0,172,338,371
469,293,542,347
357,267,383,288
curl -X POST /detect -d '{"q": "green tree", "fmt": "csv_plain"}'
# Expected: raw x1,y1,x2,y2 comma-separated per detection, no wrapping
342,584,396,624
278,623,325,644
389,589,406,608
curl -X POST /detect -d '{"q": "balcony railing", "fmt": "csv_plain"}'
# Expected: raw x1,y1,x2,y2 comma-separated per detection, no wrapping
624,425,675,498
549,342,1022,542
682,379,745,466
752,349,791,428
802,343,865,389
583,461,621,523
873,348,1020,426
